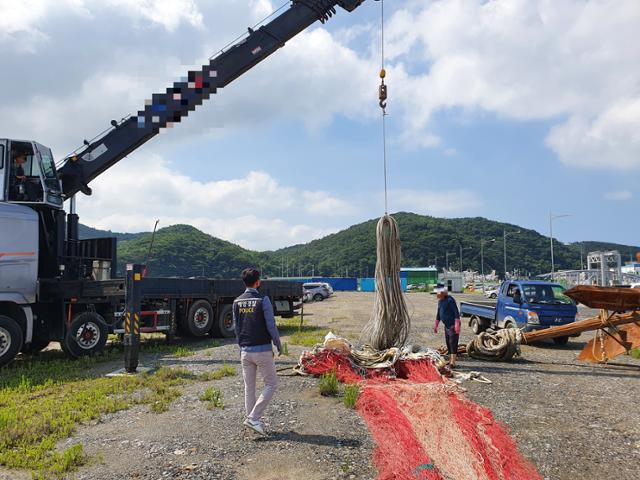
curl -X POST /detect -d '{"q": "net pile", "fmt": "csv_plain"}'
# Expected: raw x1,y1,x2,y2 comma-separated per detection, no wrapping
297,334,541,480
361,215,411,350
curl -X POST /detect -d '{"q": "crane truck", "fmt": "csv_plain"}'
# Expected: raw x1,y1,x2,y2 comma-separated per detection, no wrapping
0,0,367,367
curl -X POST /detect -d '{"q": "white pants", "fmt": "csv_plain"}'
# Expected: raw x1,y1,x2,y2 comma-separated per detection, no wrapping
240,350,278,422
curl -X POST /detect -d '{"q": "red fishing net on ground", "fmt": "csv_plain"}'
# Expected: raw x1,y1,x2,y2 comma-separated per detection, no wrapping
299,349,542,480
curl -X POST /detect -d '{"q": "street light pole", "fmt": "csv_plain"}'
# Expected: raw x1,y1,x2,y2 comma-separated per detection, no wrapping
503,228,521,280
549,212,572,281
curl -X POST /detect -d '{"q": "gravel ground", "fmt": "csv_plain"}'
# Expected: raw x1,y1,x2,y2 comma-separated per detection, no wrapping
3,291,638,480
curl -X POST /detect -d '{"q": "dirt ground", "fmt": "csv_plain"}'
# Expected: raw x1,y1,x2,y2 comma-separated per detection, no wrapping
2,291,639,480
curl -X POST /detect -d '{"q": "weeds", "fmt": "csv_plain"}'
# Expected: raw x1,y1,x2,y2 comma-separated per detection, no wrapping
199,387,224,409
0,356,199,478
280,343,290,356
630,347,640,359
318,371,339,396
277,316,329,346
343,384,360,409
199,363,236,381
173,346,195,358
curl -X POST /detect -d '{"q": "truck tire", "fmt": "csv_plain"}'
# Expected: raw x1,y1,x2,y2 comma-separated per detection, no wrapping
553,336,569,346
21,336,50,354
63,312,108,358
185,300,214,337
0,314,23,367
470,316,486,335
504,320,516,329
211,304,235,338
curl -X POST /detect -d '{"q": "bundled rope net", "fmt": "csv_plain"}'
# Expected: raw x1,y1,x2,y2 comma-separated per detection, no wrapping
361,215,411,350
445,328,522,361
296,333,541,480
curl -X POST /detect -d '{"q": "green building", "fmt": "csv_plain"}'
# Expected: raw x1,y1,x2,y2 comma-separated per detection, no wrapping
401,267,438,286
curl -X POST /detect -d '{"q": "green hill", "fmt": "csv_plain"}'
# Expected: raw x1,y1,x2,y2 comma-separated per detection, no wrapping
115,224,265,278
80,213,639,279
270,212,586,278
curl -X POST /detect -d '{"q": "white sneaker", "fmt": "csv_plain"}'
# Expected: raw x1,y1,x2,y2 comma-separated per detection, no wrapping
243,418,266,435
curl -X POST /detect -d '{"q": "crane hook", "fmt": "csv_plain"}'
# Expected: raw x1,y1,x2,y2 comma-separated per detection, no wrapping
378,68,387,111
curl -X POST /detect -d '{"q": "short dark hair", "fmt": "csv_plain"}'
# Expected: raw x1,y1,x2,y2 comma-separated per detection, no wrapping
242,268,260,287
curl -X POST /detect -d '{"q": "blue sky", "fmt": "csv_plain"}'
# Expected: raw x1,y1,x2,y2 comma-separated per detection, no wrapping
1,0,638,250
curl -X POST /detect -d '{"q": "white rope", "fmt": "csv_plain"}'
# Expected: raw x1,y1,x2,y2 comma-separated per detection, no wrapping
361,215,411,350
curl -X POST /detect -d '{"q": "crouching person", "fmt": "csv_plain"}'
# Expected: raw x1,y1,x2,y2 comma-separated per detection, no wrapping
234,268,281,435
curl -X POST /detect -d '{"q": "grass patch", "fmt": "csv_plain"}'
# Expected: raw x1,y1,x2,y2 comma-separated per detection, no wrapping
172,346,195,358
318,371,339,396
199,363,236,381
630,347,640,359
280,343,290,356
0,354,201,478
199,387,224,409
277,316,329,347
343,384,360,409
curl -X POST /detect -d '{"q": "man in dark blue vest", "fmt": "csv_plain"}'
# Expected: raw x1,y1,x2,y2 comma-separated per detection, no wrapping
234,268,282,435
434,287,461,368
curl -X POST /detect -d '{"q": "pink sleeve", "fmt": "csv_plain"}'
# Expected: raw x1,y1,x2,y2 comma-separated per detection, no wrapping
434,319,440,330
454,318,461,334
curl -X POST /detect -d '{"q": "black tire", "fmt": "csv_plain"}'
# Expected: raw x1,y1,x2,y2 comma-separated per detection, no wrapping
63,312,108,358
504,320,516,329
553,336,569,346
21,336,50,354
313,293,324,302
470,316,486,335
0,314,24,367
184,300,214,337
211,304,235,338
490,293,497,299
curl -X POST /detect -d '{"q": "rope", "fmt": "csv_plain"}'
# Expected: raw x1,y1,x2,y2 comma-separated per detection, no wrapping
465,328,522,361
361,216,412,350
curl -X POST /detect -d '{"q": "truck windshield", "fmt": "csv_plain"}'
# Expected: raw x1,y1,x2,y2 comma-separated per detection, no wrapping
521,284,573,305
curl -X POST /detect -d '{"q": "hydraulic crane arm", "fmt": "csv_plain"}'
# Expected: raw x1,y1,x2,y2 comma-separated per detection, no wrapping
58,0,366,198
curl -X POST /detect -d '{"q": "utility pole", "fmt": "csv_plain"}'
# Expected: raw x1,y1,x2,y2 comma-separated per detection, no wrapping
445,251,456,271
549,211,571,281
503,228,520,280
481,238,496,292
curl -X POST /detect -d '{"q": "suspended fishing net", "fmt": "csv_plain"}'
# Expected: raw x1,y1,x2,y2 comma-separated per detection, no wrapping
361,215,412,350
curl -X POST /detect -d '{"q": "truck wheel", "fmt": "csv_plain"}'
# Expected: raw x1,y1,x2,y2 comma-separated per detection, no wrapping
211,304,235,338
553,336,569,346
313,293,324,302
504,320,516,329
185,300,214,337
21,336,50,354
63,312,108,358
470,316,486,335
0,314,23,367
490,293,497,299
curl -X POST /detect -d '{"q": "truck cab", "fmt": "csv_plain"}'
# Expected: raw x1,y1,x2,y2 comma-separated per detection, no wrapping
0,139,64,208
496,280,577,331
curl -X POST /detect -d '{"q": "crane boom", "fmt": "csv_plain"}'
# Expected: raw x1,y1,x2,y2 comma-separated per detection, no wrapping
59,0,365,198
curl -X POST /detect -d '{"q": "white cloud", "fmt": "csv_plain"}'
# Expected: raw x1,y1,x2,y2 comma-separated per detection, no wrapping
384,0,640,168
603,190,632,201
390,188,481,216
76,154,354,250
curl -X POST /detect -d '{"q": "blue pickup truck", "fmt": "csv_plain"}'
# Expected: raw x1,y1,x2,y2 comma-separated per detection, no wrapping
460,280,578,345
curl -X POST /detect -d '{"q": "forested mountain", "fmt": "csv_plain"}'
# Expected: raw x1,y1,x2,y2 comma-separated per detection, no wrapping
80,213,639,279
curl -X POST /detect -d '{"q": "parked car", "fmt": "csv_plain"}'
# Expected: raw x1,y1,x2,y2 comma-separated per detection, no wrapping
320,282,334,295
631,283,640,289
303,282,330,301
484,287,499,299
302,291,313,303
460,280,578,345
